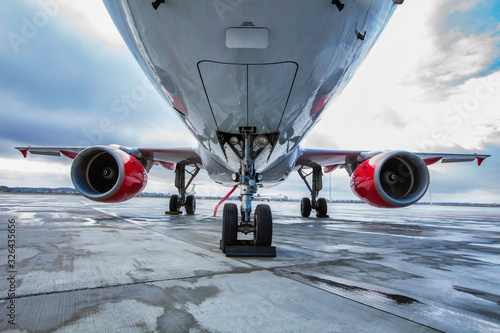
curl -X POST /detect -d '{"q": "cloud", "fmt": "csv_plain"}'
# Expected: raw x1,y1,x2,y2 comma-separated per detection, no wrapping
1,0,124,52
412,71,500,151
0,156,73,188
409,31,498,99
371,106,408,130
428,144,500,204
449,0,484,13
0,1,498,204
407,0,500,101
56,0,125,49
301,130,340,150
0,1,191,152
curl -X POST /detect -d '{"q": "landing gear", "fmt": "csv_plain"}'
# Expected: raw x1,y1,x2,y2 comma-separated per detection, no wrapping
169,194,179,212
298,166,329,218
317,197,328,217
221,203,238,253
218,128,276,256
185,195,196,215
221,200,274,256
300,197,312,217
254,204,272,246
167,164,200,215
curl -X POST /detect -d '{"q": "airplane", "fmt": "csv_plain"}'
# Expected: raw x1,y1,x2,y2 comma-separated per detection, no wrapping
255,193,291,202
16,1,490,254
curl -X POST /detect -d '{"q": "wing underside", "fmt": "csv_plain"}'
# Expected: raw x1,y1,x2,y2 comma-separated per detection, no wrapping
295,149,491,173
14,145,203,170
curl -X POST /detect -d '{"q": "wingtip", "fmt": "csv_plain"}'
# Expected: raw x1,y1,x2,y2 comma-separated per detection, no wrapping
474,153,489,166
16,146,31,158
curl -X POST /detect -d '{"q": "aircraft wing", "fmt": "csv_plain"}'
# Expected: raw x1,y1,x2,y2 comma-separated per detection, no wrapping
295,149,370,168
138,147,202,169
15,146,202,170
14,147,85,159
296,149,491,173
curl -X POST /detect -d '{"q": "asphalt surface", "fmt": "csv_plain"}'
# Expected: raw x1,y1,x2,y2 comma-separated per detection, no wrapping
0,194,499,332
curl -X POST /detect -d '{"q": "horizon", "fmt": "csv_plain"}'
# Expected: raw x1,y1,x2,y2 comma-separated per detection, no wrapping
2,184,499,206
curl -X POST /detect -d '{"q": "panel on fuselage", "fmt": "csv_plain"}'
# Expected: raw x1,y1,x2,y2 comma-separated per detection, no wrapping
198,61,297,134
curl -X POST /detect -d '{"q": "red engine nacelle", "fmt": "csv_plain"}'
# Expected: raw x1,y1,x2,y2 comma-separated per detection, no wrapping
71,146,148,203
350,151,430,208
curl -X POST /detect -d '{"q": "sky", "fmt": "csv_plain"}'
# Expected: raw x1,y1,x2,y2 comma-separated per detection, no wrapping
0,0,499,204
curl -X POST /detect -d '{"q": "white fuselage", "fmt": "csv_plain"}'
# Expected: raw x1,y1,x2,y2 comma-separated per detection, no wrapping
103,0,396,186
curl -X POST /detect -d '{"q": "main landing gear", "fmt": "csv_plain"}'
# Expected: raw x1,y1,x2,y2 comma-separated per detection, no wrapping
219,128,275,257
168,164,200,215
298,166,329,218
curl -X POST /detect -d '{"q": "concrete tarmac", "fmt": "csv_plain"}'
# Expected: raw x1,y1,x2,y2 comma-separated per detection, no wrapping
0,194,499,332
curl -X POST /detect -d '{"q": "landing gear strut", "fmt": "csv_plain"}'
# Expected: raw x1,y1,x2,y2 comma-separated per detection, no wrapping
298,166,329,218
168,164,200,215
219,128,275,256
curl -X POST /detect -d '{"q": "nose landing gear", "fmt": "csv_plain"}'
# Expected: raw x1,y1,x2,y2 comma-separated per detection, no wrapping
219,128,276,257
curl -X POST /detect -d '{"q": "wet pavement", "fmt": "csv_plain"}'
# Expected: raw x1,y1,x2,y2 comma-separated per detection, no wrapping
0,194,499,332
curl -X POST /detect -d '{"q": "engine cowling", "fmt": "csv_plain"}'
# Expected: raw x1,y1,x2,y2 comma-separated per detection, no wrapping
71,146,148,203
350,151,430,208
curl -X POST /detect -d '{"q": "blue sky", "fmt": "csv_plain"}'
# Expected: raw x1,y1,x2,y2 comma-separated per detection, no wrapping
0,0,499,203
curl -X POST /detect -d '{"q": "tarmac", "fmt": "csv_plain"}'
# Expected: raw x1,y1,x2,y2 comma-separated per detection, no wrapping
0,194,499,332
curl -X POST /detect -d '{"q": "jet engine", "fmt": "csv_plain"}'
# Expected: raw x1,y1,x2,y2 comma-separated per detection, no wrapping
350,151,429,208
71,146,148,203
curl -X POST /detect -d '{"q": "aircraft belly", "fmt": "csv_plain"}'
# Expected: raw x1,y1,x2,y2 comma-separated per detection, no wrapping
104,0,396,176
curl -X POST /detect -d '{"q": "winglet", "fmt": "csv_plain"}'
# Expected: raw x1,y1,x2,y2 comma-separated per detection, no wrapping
473,153,487,166
19,146,31,158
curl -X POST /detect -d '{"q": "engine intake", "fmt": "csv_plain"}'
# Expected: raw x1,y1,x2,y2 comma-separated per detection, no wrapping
350,151,430,208
71,146,147,203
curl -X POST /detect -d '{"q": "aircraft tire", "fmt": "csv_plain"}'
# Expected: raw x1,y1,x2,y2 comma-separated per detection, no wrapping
317,197,328,217
221,203,238,253
254,204,272,246
301,197,311,217
186,195,196,215
169,195,179,212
